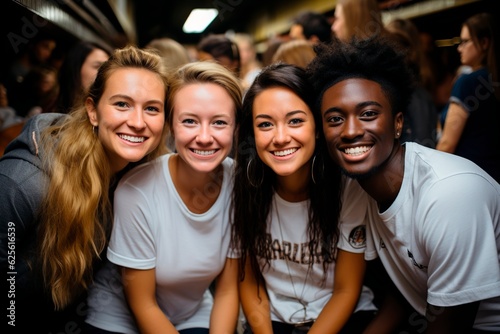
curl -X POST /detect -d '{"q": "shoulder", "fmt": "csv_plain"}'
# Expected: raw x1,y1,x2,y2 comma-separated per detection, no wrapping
406,143,500,204
453,67,488,88
117,154,170,190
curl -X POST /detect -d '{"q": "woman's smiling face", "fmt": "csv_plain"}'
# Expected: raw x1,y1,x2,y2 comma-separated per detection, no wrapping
253,86,316,178
86,67,166,173
171,82,236,174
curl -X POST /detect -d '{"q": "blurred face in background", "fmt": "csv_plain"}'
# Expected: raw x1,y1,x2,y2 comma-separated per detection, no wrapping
289,24,306,40
33,39,56,64
39,70,57,95
81,48,110,90
458,26,485,70
331,4,347,41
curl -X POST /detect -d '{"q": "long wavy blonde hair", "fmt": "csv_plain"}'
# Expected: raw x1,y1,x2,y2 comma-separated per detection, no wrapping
38,45,169,309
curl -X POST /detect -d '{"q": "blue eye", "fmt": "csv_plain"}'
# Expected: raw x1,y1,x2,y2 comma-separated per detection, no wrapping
214,120,228,126
146,106,160,112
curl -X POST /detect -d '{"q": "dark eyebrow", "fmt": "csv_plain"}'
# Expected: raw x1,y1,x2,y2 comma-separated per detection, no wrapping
255,110,307,119
323,101,383,117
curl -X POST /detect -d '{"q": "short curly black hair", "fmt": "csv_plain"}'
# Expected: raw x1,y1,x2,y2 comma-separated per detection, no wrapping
307,36,415,117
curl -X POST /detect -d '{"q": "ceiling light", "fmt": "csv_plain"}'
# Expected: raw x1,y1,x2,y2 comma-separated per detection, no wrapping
183,8,218,33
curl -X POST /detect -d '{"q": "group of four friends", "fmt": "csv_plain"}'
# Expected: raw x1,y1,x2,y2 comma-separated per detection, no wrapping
1,34,499,333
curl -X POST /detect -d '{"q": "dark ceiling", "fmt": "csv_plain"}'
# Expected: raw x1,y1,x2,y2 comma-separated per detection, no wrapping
128,0,494,47
1,0,496,61
130,0,288,46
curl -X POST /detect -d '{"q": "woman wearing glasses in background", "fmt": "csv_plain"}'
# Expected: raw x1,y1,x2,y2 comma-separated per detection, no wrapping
436,12,500,183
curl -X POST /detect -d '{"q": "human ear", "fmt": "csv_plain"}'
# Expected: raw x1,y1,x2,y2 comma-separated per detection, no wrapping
85,97,98,127
395,112,404,138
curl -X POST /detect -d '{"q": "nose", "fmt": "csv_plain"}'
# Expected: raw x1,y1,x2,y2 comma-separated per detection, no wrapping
272,125,291,145
196,123,214,145
127,109,146,130
341,116,364,140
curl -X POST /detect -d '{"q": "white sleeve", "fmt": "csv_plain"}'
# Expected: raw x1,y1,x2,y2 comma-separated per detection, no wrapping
107,178,156,270
421,174,500,306
337,178,369,253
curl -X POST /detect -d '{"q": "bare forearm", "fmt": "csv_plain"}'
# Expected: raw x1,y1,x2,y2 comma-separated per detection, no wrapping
240,291,273,334
133,305,178,334
210,288,239,334
309,290,359,334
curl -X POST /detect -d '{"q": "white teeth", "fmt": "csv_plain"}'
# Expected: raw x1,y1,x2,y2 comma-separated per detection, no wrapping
345,146,370,156
119,134,145,143
193,149,216,156
273,148,297,157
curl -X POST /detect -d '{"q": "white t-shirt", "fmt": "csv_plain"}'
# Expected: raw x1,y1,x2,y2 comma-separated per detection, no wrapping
262,177,377,324
365,142,500,331
86,154,236,333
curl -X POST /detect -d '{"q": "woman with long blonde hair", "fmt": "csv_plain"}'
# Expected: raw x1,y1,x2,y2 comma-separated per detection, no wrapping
0,45,169,333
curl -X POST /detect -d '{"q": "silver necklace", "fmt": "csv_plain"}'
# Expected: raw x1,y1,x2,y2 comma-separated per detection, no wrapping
274,197,314,325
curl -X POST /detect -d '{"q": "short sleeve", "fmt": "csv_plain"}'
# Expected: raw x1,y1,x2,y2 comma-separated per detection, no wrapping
337,178,370,253
107,179,156,270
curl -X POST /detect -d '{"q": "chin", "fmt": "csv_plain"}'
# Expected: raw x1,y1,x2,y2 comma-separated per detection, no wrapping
340,164,380,180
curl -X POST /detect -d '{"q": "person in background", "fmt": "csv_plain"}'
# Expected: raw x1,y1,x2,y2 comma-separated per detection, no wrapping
197,34,241,78
233,63,377,334
3,35,57,105
436,12,500,183
289,11,332,44
272,39,316,69
11,64,59,118
261,37,286,67
0,83,22,132
146,37,193,152
331,0,387,42
308,35,500,333
145,37,191,73
85,61,242,334
233,33,262,92
0,45,169,333
386,18,438,148
0,82,24,156
54,41,110,114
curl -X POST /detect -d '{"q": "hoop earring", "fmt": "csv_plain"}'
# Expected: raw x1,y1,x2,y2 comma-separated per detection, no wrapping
311,155,324,184
312,155,317,184
246,157,264,188
92,125,97,135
